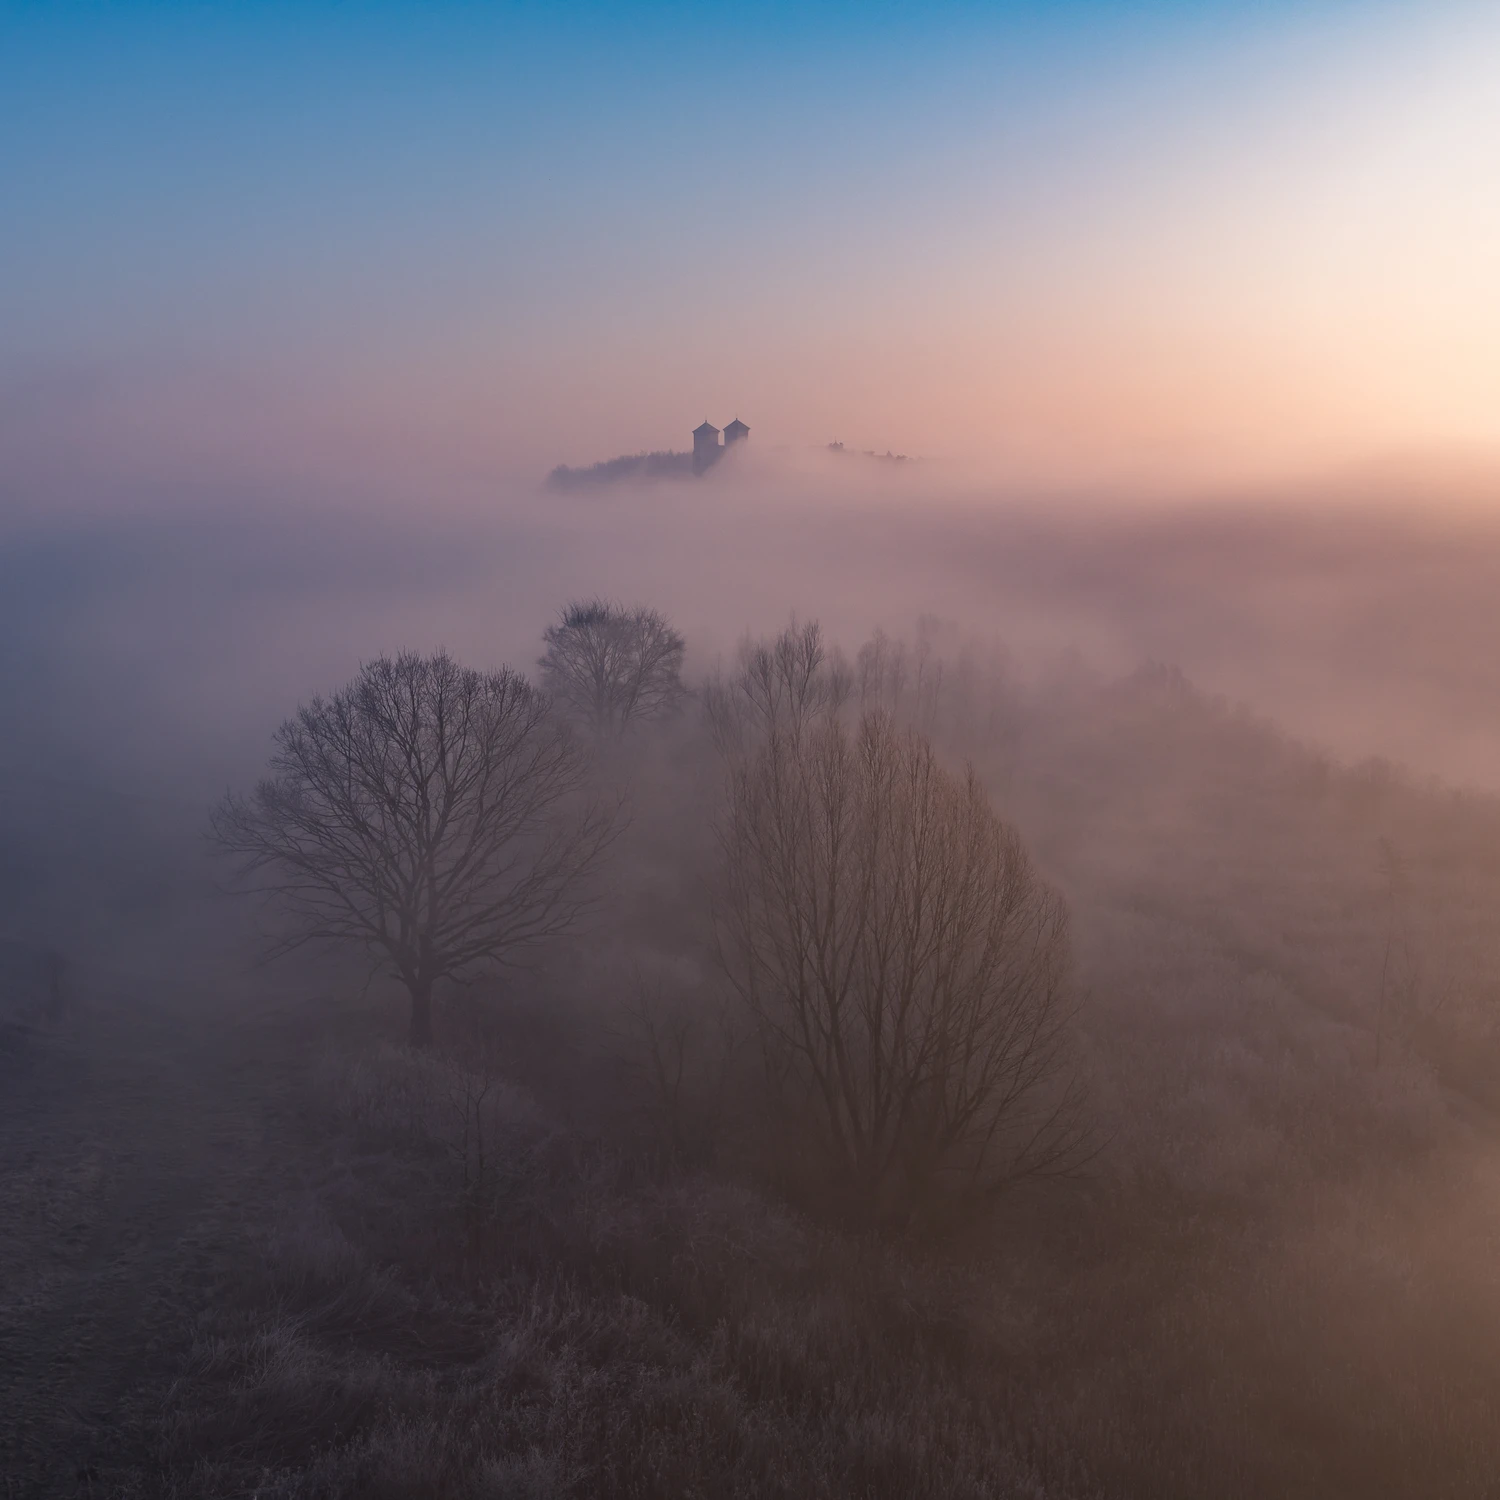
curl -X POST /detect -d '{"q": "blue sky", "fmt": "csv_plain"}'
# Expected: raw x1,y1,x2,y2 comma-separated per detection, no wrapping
3,0,1496,492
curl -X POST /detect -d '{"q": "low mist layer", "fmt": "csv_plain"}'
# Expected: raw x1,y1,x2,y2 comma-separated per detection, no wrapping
5,465,1500,796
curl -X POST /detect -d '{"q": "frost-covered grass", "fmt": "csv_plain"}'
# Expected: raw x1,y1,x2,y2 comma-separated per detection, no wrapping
36,642,1500,1497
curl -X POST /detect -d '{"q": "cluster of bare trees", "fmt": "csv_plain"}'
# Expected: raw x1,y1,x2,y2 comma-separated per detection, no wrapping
213,608,1082,1224
212,604,686,1045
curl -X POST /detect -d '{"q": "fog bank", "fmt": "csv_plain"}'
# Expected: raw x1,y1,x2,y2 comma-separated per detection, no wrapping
3,466,1499,797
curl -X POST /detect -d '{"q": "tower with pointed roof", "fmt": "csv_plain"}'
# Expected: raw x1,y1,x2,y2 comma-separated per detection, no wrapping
692,419,721,473
723,417,749,450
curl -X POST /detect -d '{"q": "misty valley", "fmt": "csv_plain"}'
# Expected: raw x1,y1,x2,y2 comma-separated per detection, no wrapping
9,0,1500,1491
6,561,1500,1499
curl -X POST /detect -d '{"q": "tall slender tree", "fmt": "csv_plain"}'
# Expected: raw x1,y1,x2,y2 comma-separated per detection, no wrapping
713,625,1083,1223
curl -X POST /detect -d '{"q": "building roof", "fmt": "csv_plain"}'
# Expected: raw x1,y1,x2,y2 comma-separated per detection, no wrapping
693,420,720,436
724,418,750,436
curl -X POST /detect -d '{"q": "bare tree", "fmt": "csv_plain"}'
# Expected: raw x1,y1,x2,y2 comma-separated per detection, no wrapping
715,699,1081,1224
704,618,851,756
538,599,686,740
210,652,612,1046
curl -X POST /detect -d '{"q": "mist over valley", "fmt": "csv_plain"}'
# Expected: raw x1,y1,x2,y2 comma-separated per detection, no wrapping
6,1,1500,1494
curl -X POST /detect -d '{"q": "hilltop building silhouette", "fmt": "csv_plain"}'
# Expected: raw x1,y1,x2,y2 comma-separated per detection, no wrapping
693,417,750,473
692,420,720,473
547,416,750,488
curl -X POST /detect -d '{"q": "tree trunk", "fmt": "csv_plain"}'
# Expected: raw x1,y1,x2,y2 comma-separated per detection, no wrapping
408,977,434,1048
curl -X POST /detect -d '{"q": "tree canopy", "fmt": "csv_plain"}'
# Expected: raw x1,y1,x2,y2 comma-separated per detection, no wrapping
539,600,686,739
210,651,611,1045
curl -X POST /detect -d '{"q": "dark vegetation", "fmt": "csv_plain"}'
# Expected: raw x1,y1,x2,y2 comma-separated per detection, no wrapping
545,451,695,489
826,442,913,463
8,606,1500,1497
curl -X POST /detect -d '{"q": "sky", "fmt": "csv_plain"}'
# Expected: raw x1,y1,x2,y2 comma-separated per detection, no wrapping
3,0,1500,504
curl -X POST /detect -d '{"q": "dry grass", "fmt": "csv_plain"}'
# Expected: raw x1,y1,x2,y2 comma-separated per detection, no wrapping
16,640,1500,1497
137,988,1500,1500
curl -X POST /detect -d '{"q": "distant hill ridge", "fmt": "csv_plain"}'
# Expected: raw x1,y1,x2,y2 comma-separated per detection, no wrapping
547,417,751,488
